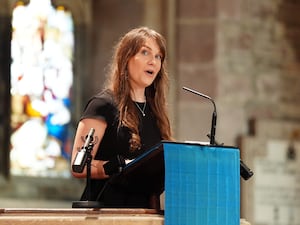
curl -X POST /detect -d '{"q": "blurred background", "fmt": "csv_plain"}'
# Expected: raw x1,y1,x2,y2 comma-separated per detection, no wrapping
0,0,300,224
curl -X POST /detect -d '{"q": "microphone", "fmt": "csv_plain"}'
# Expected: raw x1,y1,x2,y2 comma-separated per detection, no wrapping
182,86,254,180
72,128,95,173
182,86,217,145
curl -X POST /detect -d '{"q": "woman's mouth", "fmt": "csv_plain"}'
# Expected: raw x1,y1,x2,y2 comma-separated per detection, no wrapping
145,70,154,75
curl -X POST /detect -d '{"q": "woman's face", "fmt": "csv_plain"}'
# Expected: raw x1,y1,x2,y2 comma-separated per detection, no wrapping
127,37,162,91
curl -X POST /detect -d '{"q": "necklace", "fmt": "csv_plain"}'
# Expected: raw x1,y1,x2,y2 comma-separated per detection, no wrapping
135,101,146,117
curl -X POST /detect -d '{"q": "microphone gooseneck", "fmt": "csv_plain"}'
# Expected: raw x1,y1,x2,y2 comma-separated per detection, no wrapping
182,86,217,145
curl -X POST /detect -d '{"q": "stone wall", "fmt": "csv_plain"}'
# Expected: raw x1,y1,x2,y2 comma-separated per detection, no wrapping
217,0,300,144
175,0,300,145
175,0,218,143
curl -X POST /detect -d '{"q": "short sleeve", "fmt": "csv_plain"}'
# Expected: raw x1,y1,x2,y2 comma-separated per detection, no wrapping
80,90,117,124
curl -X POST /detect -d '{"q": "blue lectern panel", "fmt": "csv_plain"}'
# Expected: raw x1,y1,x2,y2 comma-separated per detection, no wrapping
163,142,240,225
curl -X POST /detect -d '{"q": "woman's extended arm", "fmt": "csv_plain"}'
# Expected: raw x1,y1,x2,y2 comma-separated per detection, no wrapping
71,118,109,179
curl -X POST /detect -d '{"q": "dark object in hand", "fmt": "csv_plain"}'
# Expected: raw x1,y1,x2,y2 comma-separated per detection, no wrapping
103,155,126,176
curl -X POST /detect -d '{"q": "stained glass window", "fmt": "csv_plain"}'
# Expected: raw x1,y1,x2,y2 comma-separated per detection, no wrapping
10,0,74,177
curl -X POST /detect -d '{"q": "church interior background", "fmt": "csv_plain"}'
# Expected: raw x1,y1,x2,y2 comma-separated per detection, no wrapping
1,0,300,224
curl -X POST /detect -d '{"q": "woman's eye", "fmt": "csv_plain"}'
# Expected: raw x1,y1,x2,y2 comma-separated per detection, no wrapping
140,49,162,61
155,55,162,60
141,50,148,55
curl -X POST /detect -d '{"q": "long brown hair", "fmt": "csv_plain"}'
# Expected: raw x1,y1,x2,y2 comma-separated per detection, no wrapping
105,26,173,151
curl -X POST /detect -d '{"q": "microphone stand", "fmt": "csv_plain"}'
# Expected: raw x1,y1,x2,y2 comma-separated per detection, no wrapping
72,141,103,208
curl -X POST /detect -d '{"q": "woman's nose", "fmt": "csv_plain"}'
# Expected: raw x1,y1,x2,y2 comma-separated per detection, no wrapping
148,54,157,65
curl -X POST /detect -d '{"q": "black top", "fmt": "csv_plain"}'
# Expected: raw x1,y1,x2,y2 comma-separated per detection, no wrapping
79,89,162,208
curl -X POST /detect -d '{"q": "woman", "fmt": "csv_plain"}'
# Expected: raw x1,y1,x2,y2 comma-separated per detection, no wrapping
71,26,173,209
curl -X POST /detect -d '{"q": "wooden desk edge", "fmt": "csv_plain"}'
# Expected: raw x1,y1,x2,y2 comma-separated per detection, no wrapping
0,208,164,216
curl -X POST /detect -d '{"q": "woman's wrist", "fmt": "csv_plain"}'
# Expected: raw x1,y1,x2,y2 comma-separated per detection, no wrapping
92,160,108,178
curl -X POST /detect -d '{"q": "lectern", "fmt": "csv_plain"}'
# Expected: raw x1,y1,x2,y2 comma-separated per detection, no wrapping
163,141,240,225
120,141,240,225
